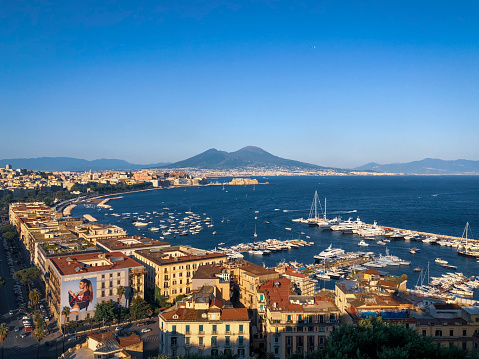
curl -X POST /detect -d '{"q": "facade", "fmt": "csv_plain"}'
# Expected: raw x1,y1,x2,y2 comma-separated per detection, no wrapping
159,286,250,358
46,252,145,325
259,278,341,358
134,246,227,300
276,266,315,296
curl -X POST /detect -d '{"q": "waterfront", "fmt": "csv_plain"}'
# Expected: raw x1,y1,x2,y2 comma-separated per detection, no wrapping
72,175,479,298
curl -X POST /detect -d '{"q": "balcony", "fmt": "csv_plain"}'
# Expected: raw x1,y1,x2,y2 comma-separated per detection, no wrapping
199,331,204,335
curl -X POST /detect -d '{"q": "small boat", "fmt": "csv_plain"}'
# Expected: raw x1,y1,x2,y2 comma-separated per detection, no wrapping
377,241,386,245
212,231,217,235
435,258,448,265
218,242,225,246
413,267,421,272
285,228,292,231
358,240,369,246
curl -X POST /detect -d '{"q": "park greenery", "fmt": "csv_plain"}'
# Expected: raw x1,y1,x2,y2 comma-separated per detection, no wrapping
148,317,479,359
13,267,42,292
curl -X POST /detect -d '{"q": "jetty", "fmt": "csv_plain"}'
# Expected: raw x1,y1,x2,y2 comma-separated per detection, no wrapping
83,214,97,222
63,204,76,216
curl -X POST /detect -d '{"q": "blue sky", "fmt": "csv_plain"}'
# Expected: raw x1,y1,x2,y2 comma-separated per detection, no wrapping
1,0,478,168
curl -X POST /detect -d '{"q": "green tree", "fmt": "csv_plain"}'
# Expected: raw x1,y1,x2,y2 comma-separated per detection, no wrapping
129,297,151,320
61,306,70,353
0,277,5,289
84,317,95,333
315,316,478,359
13,267,42,292
29,288,41,310
94,300,116,324
0,323,9,359
33,312,46,359
117,286,125,323
0,224,15,233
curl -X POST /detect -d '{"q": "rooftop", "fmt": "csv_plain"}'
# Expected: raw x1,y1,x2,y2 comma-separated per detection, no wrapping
135,247,226,265
49,252,143,276
97,236,170,251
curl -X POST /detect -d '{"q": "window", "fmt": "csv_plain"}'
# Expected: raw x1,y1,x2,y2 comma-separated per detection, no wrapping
172,325,176,333
109,289,113,296
225,336,230,346
212,325,217,334
463,330,467,336
117,280,120,285
199,325,204,333
199,337,203,345
275,348,279,355
260,305,264,311
422,330,427,336
101,290,105,297
435,330,442,337
287,315,292,322
186,325,190,334
239,336,244,346
286,336,292,346
171,337,177,345
185,337,190,345
164,275,168,280
211,349,218,356
226,324,230,333
211,336,217,347
286,327,292,332
319,336,324,345
110,273,112,278
450,329,454,337
239,324,244,333
238,349,245,358
102,274,105,279
260,294,264,301
117,272,121,277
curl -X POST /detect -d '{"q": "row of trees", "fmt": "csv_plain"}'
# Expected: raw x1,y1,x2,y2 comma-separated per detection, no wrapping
147,317,479,359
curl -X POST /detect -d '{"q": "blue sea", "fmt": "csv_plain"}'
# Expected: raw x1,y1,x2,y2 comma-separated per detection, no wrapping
72,176,479,297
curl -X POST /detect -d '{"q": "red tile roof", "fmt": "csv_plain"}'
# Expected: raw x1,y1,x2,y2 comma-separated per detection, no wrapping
49,252,143,275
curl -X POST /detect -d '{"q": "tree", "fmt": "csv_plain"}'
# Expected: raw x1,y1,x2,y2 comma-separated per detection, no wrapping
29,288,41,310
84,317,95,333
94,300,116,324
61,306,70,353
0,323,9,359
314,316,479,359
129,297,151,320
33,312,46,359
0,277,5,289
13,267,42,292
117,286,125,323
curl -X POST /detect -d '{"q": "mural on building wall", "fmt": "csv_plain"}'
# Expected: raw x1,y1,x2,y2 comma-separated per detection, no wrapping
61,277,97,314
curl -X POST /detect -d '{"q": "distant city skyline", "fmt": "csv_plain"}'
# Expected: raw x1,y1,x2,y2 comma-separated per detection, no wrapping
1,1,478,168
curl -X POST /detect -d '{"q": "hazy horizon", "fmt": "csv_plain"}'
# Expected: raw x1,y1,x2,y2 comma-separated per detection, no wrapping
1,1,478,168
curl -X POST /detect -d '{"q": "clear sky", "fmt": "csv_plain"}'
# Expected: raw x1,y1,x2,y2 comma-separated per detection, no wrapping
1,0,478,168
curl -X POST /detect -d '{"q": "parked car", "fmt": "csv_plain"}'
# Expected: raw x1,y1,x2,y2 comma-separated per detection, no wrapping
9,310,15,315
14,326,20,332
20,333,28,338
24,327,34,332
67,336,77,341
140,328,152,333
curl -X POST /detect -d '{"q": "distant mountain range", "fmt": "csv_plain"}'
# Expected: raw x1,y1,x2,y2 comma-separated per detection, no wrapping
2,152,478,174
160,146,333,171
355,158,479,175
0,157,169,172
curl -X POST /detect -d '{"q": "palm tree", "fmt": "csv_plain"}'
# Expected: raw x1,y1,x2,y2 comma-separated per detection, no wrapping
117,286,125,324
29,288,41,310
33,326,46,359
0,323,9,359
84,317,94,333
61,306,70,352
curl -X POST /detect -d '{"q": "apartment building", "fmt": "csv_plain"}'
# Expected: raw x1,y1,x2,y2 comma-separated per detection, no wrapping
134,246,227,300
46,252,145,325
75,223,127,244
96,236,170,257
259,278,341,358
159,286,250,358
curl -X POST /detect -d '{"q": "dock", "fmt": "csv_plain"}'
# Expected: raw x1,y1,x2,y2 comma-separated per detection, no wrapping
83,214,97,222
385,226,479,244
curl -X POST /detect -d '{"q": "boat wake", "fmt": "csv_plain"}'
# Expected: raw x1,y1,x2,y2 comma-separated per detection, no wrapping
331,209,357,214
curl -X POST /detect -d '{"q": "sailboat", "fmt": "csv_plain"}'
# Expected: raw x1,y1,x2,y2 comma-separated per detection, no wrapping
457,222,479,258
254,224,258,238
307,191,325,226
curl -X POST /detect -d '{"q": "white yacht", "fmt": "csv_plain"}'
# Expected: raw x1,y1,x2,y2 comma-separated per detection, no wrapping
358,240,369,246
314,244,345,260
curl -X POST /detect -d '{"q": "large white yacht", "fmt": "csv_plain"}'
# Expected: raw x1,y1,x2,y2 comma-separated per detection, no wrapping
314,244,345,260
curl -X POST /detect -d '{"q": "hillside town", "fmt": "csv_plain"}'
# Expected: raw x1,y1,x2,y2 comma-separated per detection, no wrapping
1,199,479,359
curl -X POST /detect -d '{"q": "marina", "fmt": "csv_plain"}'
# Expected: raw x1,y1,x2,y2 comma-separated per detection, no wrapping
72,175,479,301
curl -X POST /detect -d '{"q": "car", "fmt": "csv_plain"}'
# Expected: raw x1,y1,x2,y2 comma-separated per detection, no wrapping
115,326,123,331
67,336,77,341
14,326,20,332
140,328,152,333
22,316,29,320
18,308,26,312
9,310,15,315
136,322,145,327
24,327,34,332
20,333,28,338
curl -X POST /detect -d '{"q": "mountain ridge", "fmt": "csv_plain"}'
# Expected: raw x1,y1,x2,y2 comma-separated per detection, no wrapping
355,158,479,174
160,146,332,170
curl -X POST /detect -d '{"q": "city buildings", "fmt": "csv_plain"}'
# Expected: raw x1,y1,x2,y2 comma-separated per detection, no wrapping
159,285,250,358
134,246,227,300
46,252,145,325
